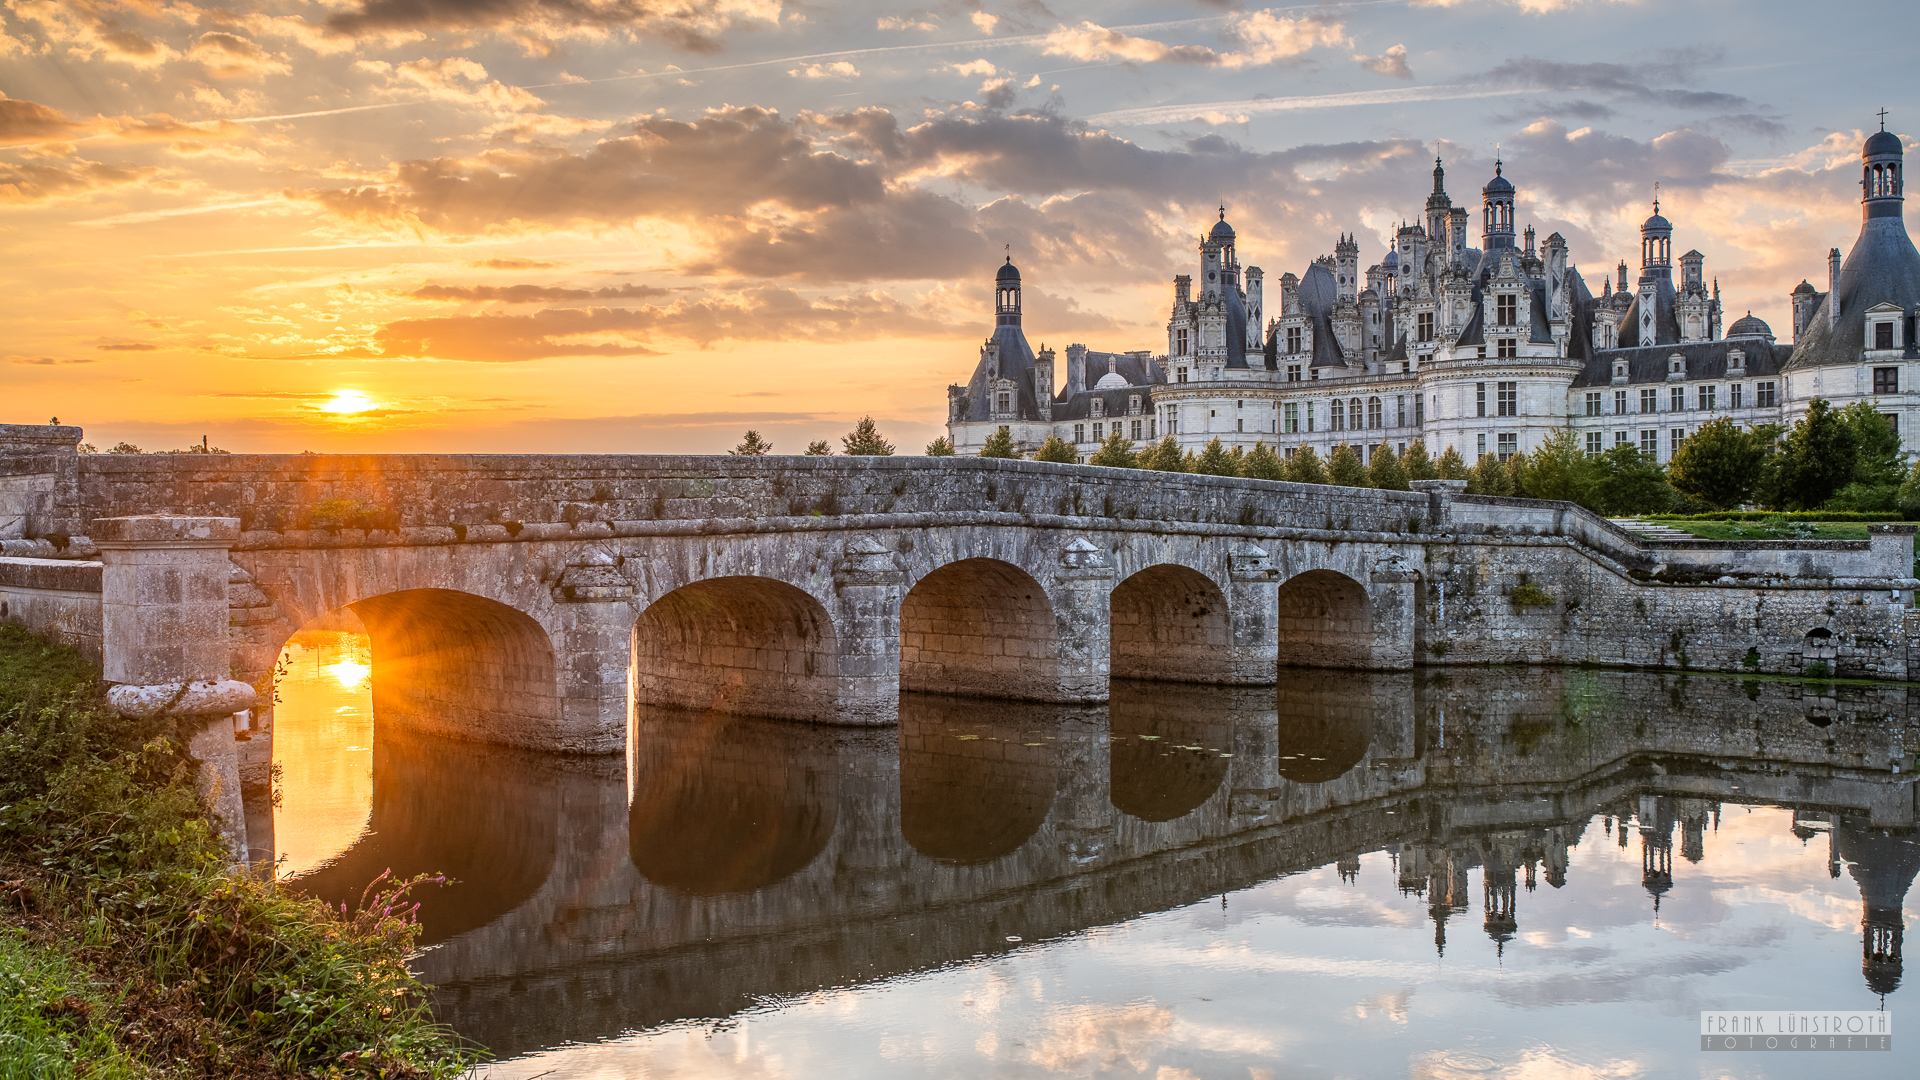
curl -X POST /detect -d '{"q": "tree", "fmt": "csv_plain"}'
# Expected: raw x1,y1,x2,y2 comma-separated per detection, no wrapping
107,441,143,454
1838,399,1906,487
730,430,773,456
1286,445,1329,485
979,426,1019,458
924,435,955,456
1466,454,1512,496
1367,442,1409,490
1898,460,1920,518
1194,437,1240,476
841,415,895,456
1666,416,1767,509
1761,398,1856,510
1436,445,1469,480
1243,441,1285,480
1519,429,1589,503
1089,428,1139,468
1328,443,1371,487
1034,435,1077,463
1402,439,1437,482
1586,444,1673,515
804,440,833,456
1139,436,1186,472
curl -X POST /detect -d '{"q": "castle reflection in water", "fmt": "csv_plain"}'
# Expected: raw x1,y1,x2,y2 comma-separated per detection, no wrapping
272,663,1920,1058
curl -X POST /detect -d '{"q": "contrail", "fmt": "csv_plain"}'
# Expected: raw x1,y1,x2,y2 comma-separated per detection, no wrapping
77,199,286,227
233,102,423,123
1084,84,1531,126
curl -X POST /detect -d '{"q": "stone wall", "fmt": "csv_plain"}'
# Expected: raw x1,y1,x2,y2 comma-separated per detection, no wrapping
0,557,101,659
0,424,83,539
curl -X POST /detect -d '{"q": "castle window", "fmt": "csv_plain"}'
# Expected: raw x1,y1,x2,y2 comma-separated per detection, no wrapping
1614,362,1627,379
1131,420,1143,440
1285,403,1299,434
1331,400,1344,430
1415,395,1425,425
1287,326,1303,353
1496,294,1517,325
1585,392,1601,417
1497,433,1517,461
1477,434,1487,459
1476,382,1487,418
1091,398,1104,418
1306,403,1315,431
1368,397,1382,429
1640,429,1658,455
1396,395,1406,427
1884,413,1900,433
1177,367,1188,384
1671,428,1685,456
1730,384,1743,409
1176,328,1189,355
1670,356,1684,375
1876,322,1895,350
1237,418,1244,433
1728,350,1745,372
1417,312,1434,342
1129,394,1142,414
1150,419,1157,439
1093,422,1103,441
1585,431,1602,456
1614,390,1628,415
1497,382,1517,417
1350,398,1364,429
1699,385,1716,411
1874,367,1898,394
1497,338,1517,359
1756,381,1777,408
996,391,1011,413
1287,364,1302,382
1614,430,1629,448
1640,388,1658,414
1670,386,1686,412
1074,423,1085,443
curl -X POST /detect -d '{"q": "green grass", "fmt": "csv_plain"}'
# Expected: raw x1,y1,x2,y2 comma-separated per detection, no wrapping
0,622,478,1077
0,930,147,1079
1645,518,1874,541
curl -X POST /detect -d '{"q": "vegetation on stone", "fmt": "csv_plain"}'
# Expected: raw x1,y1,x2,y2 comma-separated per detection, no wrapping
0,624,477,1077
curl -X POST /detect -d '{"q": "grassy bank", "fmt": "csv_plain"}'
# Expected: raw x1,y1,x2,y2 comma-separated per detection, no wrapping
0,623,477,1077
1641,518,1875,541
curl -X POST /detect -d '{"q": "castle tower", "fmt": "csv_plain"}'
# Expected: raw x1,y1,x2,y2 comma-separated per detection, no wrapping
1634,201,1673,346
1836,813,1920,998
1482,160,1515,252
1335,232,1360,303
1426,157,1451,251
996,256,1021,327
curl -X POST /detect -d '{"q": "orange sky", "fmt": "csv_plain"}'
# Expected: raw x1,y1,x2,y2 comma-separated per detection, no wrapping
2,0,1911,454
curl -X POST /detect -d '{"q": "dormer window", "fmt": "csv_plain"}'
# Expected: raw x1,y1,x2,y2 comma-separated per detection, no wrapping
1669,355,1685,375
1728,349,1745,371
1090,398,1104,418
1128,394,1142,414
1614,362,1628,379
1496,294,1517,325
1875,321,1895,350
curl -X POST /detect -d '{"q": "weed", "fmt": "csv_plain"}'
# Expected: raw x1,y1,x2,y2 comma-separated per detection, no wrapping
1509,575,1555,610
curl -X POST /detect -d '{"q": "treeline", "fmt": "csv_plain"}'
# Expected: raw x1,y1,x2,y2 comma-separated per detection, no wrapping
975,397,1920,518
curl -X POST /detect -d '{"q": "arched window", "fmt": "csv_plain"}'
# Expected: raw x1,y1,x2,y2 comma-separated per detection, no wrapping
1331,400,1344,430
1367,397,1382,428
1348,398,1363,429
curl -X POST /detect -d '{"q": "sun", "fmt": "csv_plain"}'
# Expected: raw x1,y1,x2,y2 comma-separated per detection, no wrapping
328,658,371,690
321,390,376,415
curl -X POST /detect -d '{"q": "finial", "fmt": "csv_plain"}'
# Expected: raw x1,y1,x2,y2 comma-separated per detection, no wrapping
1653,180,1660,215
1219,203,1226,221
1879,107,1889,131
1004,243,1011,263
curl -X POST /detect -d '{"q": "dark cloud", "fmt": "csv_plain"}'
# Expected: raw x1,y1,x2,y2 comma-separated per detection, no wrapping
10,355,96,365
0,96,86,146
375,287,973,361
96,342,160,351
0,158,154,203
1486,54,1751,112
412,282,670,302
473,256,560,270
323,0,755,51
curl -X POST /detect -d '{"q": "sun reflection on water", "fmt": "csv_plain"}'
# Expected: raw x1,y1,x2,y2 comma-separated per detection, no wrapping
271,629,375,879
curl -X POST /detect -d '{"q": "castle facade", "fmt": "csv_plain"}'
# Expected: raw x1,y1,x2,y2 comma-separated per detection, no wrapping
946,124,1919,468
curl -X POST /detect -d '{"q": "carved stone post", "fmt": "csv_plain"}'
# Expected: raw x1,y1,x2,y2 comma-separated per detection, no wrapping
1225,543,1280,684
550,550,637,755
833,537,904,724
1053,538,1114,702
95,515,255,862
1367,551,1419,671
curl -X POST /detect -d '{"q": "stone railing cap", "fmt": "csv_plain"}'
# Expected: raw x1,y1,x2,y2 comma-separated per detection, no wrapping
1869,524,1918,535
1409,479,1468,493
92,515,241,544
0,423,84,445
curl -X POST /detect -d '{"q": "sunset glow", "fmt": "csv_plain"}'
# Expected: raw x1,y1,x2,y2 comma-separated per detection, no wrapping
328,658,372,690
0,1,1910,454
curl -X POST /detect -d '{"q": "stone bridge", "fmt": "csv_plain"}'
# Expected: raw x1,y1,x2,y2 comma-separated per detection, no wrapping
2,422,1918,765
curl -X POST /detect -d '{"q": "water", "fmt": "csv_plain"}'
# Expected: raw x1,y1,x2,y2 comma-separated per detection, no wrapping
269,630,1919,1077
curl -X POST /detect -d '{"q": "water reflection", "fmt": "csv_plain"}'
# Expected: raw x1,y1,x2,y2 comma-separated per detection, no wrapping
267,654,1920,1076
269,629,375,876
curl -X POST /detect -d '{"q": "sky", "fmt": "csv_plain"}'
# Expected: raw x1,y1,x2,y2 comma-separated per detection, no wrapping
2,0,1913,454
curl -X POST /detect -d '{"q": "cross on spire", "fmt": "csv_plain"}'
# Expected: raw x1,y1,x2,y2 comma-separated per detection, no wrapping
1653,180,1660,214
1004,244,1011,263
1879,107,1890,131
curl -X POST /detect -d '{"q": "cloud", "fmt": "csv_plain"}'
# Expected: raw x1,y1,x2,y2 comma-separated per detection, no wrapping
789,60,858,80
1415,0,1637,11
374,287,973,360
10,355,95,365
188,32,290,81
411,282,671,302
1486,53,1750,111
96,342,160,351
1354,43,1412,80
0,93,87,146
878,13,938,32
0,157,156,203
946,59,997,77
971,12,997,34
1042,13,1347,69
322,0,785,53
473,256,560,269
356,56,546,113
1042,21,1223,65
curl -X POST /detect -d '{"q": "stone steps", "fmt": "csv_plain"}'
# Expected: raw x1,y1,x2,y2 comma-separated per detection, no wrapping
1607,518,1699,541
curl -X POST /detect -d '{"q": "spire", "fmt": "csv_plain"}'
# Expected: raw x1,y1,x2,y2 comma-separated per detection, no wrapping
1433,156,1444,194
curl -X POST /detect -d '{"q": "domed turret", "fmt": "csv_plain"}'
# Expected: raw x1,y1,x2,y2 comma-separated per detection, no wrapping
1726,312,1773,339
1209,208,1236,242
1863,116,1904,221
1482,160,1514,250
996,257,1021,284
995,256,1021,327
1640,199,1672,270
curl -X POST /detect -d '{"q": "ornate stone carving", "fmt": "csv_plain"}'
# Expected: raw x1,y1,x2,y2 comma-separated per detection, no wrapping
835,536,904,587
1058,537,1115,580
1228,543,1277,581
552,549,634,602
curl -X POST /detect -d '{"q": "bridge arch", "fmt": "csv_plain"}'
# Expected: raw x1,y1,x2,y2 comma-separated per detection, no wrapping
1108,681,1230,822
346,588,562,748
1109,564,1231,683
898,695,1057,864
632,576,839,722
899,558,1057,699
1275,569,1373,670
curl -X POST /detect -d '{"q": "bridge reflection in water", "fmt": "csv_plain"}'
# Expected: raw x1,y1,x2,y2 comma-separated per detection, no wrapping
274,655,1920,1068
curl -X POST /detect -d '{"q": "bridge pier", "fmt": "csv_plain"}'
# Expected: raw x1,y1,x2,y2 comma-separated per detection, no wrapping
549,554,640,753
1052,539,1115,701
94,516,255,862
832,539,905,725
1366,554,1419,671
